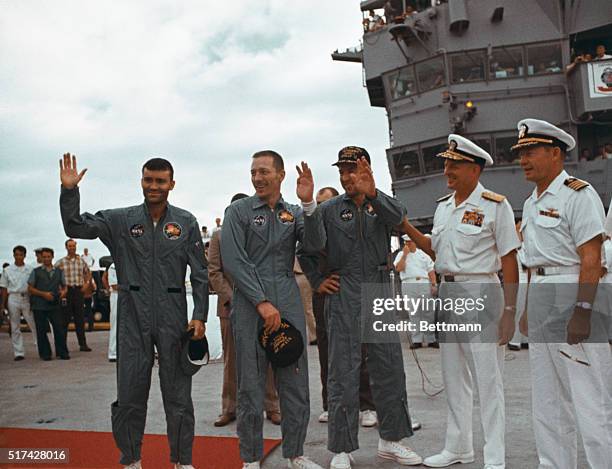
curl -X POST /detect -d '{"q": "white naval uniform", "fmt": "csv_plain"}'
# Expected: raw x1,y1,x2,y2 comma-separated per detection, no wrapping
601,239,612,342
431,182,520,468
0,264,37,357
107,263,118,360
603,200,612,341
521,170,612,469
509,248,528,347
394,248,435,343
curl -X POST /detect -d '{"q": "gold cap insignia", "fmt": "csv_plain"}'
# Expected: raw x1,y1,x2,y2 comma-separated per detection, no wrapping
449,140,457,151
518,124,528,139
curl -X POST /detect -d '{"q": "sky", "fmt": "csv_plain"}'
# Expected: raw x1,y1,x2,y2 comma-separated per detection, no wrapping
0,0,392,266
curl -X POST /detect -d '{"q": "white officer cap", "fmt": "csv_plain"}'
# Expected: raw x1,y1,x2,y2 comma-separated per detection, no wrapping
511,118,576,152
437,134,493,167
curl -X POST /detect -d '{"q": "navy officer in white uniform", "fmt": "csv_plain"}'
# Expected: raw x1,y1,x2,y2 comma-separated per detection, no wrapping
400,134,520,469
515,118,612,469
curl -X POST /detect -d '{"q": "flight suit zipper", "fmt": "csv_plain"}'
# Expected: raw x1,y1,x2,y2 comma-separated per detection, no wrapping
271,207,278,306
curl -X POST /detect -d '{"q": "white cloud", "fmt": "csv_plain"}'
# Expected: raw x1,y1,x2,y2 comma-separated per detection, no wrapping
0,0,391,263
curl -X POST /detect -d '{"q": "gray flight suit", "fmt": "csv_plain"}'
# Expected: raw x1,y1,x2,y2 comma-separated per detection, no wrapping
220,195,322,463
301,190,413,454
60,186,208,466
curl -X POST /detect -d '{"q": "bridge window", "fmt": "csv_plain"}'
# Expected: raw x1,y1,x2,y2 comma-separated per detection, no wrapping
450,51,486,83
394,149,421,178
423,143,447,173
494,135,519,164
389,66,417,100
489,46,524,79
416,56,446,92
527,43,562,75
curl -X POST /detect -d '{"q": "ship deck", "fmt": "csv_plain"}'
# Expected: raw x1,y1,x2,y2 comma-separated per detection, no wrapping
0,330,589,468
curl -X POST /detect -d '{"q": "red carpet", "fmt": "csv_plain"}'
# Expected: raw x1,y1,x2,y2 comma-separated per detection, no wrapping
0,428,281,468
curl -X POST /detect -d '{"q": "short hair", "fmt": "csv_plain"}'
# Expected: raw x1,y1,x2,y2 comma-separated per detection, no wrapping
65,238,76,248
231,193,249,203
142,158,174,179
41,247,54,256
252,150,284,171
13,245,26,255
318,186,339,197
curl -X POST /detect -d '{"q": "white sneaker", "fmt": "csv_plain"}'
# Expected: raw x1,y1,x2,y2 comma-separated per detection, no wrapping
377,439,423,466
318,411,329,423
242,463,260,469
483,465,505,469
288,455,324,469
124,461,142,469
174,465,195,469
330,452,354,469
360,410,377,427
423,450,475,467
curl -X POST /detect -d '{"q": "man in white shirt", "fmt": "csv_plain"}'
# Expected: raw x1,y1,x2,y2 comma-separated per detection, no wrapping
593,44,612,61
400,134,519,469
104,262,118,362
394,236,437,348
212,217,222,234
515,118,612,469
0,245,37,360
81,248,95,268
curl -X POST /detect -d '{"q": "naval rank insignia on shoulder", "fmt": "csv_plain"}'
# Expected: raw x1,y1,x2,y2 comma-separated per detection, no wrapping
437,193,453,203
481,191,506,203
564,177,589,191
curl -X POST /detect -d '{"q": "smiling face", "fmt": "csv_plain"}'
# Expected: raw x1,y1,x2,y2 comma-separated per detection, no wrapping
141,168,175,205
337,163,359,196
251,155,284,200
443,159,480,191
519,145,563,184
13,249,26,266
41,251,54,267
65,240,77,256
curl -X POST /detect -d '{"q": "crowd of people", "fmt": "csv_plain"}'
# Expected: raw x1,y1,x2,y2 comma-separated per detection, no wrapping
2,117,611,469
0,241,97,361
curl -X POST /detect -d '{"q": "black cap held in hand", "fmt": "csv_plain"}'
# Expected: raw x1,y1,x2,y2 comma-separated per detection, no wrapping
180,328,209,376
259,318,304,368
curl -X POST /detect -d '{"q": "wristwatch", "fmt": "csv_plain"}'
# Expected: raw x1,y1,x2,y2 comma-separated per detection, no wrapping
575,301,592,310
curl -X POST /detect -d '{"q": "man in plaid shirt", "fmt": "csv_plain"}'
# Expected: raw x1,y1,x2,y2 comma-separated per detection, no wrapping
55,239,92,352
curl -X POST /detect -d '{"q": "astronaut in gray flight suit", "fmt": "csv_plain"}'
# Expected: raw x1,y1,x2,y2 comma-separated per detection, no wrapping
221,150,323,469
59,154,208,469
302,147,422,469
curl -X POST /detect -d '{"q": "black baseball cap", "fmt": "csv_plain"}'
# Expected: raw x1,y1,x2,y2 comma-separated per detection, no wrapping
332,146,371,166
259,318,304,368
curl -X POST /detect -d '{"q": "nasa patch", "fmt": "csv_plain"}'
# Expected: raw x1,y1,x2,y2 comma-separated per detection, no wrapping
253,215,266,226
130,224,145,238
340,209,353,222
278,210,295,224
163,222,182,240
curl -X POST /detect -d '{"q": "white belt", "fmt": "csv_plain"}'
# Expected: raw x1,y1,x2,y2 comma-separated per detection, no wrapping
8,292,28,297
442,273,496,283
528,265,580,276
401,276,429,282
